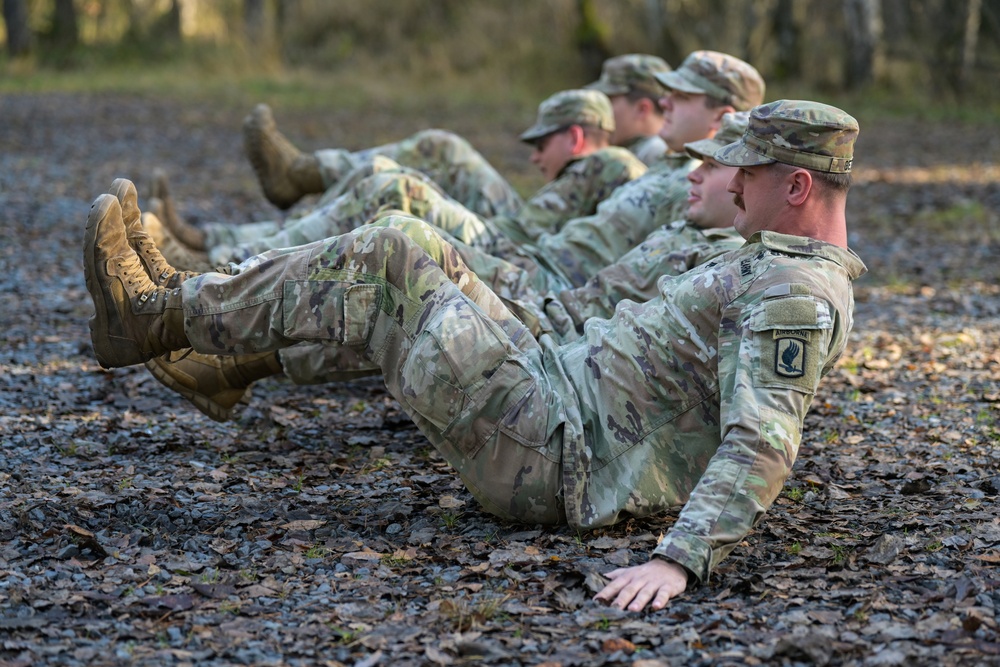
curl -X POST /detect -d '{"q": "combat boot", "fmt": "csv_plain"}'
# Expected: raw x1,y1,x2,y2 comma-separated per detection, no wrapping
108,178,200,288
141,211,214,272
84,194,189,369
149,169,208,250
145,349,283,422
243,103,324,209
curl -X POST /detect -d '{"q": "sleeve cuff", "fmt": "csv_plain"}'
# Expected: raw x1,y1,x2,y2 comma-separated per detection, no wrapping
652,531,713,584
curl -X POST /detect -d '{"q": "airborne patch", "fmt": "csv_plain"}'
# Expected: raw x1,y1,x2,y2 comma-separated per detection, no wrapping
774,337,806,378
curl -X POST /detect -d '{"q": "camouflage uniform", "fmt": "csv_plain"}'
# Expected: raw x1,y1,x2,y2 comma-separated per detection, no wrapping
309,89,620,221
204,91,645,266
149,100,864,584
622,134,668,166
383,55,765,312
506,112,753,342
313,129,522,220
585,53,671,165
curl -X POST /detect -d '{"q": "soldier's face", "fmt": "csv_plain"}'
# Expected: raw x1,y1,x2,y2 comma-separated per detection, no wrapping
530,128,575,182
609,95,644,145
685,158,739,228
658,90,717,153
727,164,787,239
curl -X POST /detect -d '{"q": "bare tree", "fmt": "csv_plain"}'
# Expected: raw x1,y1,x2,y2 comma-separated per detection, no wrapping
960,0,983,90
3,0,32,57
49,0,79,49
844,0,883,89
575,0,612,79
772,0,802,80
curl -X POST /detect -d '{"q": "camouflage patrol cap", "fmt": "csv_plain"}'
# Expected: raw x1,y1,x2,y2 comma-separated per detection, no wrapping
654,50,765,111
713,100,859,173
519,89,615,143
684,111,750,161
586,54,672,97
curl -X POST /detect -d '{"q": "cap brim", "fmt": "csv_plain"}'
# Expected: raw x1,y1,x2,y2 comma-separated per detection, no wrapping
519,123,559,143
585,81,628,96
713,140,777,167
654,70,705,94
684,137,725,161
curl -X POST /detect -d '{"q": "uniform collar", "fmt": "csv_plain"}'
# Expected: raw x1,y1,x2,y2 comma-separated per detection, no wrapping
748,230,867,279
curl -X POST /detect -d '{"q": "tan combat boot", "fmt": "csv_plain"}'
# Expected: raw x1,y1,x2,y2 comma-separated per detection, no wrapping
108,178,200,288
145,349,283,422
141,211,214,272
149,169,208,250
83,194,189,369
243,103,324,209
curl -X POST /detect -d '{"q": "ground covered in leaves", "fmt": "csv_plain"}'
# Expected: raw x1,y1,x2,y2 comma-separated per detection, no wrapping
0,92,998,666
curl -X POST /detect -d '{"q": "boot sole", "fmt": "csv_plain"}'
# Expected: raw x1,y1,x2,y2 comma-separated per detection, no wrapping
83,195,125,369
144,355,245,423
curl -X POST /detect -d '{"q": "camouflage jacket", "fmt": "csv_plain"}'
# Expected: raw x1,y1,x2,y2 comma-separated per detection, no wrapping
547,231,866,582
622,134,668,166
518,153,697,288
493,146,647,245
552,222,746,335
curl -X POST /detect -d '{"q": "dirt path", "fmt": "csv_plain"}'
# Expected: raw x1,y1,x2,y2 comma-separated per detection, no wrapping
1,93,998,666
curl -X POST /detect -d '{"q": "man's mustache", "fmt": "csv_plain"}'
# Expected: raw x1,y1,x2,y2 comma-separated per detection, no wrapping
733,194,745,209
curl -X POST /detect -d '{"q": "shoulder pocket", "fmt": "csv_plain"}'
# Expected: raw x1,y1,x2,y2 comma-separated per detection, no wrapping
749,294,832,393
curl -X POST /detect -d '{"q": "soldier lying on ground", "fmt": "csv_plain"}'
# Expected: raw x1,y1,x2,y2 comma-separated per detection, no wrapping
240,54,672,215
150,51,764,309
149,89,646,270
83,100,865,612
142,111,753,422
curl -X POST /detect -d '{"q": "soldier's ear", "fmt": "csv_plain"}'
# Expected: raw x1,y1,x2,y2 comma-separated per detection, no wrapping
709,105,736,133
786,168,813,206
567,125,588,154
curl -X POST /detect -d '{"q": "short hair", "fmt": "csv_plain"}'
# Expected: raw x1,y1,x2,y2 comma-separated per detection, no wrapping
811,170,853,194
580,124,613,146
625,89,665,110
703,94,732,110
771,161,853,196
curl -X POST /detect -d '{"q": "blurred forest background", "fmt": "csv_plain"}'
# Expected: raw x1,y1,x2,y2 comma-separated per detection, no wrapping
2,0,1000,113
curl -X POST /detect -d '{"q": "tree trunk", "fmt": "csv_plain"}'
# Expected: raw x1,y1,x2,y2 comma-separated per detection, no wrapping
244,0,266,44
844,0,883,89
772,0,802,80
50,0,78,49
959,0,982,91
574,0,612,80
3,0,32,57
163,0,181,42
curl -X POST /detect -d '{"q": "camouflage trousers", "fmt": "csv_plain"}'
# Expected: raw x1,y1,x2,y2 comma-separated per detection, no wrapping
206,168,504,266
314,129,524,220
182,215,568,524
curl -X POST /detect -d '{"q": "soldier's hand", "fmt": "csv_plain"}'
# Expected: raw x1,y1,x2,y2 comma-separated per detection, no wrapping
592,558,688,612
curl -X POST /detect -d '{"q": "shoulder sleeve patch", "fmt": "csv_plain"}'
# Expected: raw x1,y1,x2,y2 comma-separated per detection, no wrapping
749,295,832,393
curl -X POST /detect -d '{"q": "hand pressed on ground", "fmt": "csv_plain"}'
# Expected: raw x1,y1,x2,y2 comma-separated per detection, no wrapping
593,558,688,612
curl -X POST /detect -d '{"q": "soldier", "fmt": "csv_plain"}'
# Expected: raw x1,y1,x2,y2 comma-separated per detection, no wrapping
83,99,865,611
141,111,751,423
170,52,763,294
508,111,751,341
244,54,671,216
584,53,671,166
150,89,646,270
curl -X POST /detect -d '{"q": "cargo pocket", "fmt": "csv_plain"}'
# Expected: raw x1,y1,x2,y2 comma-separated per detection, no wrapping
749,294,832,394
282,280,382,345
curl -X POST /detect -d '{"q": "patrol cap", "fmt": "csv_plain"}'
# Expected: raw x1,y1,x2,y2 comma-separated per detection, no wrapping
713,100,859,174
684,111,750,161
586,54,672,97
520,89,615,143
654,50,765,111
